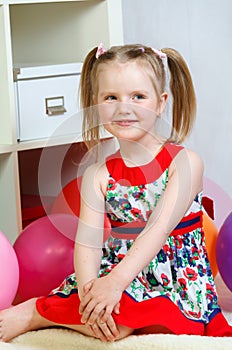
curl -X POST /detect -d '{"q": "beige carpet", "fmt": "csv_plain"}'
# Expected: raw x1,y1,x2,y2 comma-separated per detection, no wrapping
1,275,231,350
7,328,232,350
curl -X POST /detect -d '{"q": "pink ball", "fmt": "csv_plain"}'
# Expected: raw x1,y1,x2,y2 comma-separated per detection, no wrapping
0,230,19,310
14,214,78,302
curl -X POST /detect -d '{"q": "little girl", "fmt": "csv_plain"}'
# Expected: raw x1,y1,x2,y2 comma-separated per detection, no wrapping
0,44,231,342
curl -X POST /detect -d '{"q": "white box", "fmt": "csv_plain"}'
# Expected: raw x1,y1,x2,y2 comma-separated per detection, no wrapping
14,63,83,141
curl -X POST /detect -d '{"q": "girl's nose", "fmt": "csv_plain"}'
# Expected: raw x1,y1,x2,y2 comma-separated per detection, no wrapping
116,102,132,115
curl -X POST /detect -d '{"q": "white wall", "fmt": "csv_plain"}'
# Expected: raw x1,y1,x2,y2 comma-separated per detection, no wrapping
122,0,232,199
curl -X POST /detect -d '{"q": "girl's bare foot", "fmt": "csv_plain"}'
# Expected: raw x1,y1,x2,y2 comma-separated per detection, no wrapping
0,298,52,342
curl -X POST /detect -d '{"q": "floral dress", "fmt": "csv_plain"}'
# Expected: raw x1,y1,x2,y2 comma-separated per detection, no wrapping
36,143,232,336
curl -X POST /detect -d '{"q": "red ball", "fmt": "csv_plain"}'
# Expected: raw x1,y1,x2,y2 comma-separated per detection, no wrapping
52,178,82,216
51,177,111,241
14,214,78,302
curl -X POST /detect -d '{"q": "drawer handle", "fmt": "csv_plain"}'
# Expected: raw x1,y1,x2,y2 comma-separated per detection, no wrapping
45,96,67,116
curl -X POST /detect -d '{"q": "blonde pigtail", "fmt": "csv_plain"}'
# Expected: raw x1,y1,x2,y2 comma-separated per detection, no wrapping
162,48,197,144
80,47,100,150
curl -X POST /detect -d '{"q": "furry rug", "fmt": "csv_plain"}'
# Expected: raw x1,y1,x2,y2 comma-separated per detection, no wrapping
0,275,231,350
6,326,232,350
3,310,231,350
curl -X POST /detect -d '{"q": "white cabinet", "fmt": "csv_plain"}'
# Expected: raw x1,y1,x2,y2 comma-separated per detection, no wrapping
0,0,123,242
14,63,82,141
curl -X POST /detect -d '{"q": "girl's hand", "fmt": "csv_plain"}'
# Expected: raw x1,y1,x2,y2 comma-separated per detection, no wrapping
79,276,122,326
87,313,120,342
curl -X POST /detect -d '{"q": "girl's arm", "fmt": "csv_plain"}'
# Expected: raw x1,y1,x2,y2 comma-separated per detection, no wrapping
80,148,204,324
75,163,120,340
74,162,107,301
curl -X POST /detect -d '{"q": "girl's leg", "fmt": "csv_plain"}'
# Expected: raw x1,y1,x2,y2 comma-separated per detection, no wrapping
0,298,133,342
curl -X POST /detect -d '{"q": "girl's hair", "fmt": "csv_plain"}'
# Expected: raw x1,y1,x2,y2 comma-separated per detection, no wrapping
80,44,196,149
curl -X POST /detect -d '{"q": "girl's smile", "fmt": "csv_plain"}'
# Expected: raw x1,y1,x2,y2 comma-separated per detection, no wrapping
113,119,138,127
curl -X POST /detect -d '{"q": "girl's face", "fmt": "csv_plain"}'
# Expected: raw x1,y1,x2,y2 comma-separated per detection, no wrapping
95,61,167,145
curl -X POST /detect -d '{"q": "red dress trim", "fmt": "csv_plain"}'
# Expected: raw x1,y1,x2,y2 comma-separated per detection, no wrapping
106,143,183,186
36,292,232,336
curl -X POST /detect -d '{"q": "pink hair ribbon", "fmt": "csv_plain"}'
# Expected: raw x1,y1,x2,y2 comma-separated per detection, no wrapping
96,43,106,59
152,48,167,59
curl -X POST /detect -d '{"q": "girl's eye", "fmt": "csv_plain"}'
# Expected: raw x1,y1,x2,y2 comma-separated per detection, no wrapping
105,95,117,101
133,94,145,100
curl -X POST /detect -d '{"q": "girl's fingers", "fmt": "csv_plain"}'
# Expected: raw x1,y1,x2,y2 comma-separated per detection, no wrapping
79,294,91,314
86,312,119,342
113,302,120,315
79,280,95,314
98,315,119,341
88,323,108,342
98,322,115,342
86,302,107,325
80,299,99,324
100,305,114,323
103,315,120,338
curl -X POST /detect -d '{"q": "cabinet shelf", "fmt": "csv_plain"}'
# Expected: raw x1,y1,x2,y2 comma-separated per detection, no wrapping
0,131,112,153
0,0,123,242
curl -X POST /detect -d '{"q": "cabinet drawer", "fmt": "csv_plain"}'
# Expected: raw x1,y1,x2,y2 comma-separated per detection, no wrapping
14,63,82,141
